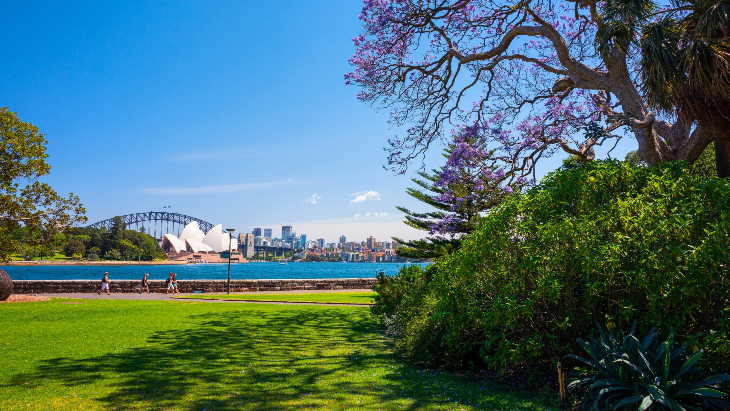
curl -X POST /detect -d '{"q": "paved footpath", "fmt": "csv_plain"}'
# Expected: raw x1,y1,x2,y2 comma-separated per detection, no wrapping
41,289,374,307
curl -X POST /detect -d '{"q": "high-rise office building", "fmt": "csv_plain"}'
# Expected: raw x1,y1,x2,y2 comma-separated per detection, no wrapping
263,228,272,238
367,236,376,249
252,228,262,237
317,238,325,249
300,234,307,249
339,235,346,246
282,225,292,242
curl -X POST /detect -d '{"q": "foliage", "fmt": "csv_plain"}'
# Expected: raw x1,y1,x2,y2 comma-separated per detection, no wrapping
66,223,165,261
568,324,730,410
689,143,719,178
63,238,85,257
637,0,730,177
394,142,511,258
378,160,730,377
105,249,121,260
371,266,430,323
639,0,730,117
625,151,646,167
625,144,719,176
370,265,456,367
0,108,86,261
347,0,721,180
19,245,37,261
0,299,557,410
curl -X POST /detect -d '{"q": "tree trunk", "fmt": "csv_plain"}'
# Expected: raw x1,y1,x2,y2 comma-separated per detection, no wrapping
712,113,730,178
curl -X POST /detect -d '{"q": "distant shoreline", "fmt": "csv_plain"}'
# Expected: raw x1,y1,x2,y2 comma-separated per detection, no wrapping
3,261,188,266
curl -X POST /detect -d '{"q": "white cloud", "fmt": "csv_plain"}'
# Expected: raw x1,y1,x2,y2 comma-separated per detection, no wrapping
350,190,381,203
354,213,361,217
141,179,292,195
305,193,321,204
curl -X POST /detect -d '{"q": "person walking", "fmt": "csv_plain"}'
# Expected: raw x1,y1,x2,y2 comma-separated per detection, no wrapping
139,273,149,294
172,273,179,294
165,272,174,294
99,272,111,295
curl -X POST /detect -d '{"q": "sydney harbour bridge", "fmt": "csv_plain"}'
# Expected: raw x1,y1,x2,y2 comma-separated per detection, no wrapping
86,211,220,241
86,211,293,255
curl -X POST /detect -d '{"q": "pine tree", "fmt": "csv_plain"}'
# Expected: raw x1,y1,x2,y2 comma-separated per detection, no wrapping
393,148,509,260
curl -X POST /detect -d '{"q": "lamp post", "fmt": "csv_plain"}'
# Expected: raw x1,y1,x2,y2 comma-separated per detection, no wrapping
226,228,235,294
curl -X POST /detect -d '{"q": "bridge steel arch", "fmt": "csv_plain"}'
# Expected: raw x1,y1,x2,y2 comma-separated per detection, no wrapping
86,212,224,238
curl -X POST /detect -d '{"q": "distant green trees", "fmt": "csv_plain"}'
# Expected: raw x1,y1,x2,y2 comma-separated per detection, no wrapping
63,238,85,257
63,217,165,261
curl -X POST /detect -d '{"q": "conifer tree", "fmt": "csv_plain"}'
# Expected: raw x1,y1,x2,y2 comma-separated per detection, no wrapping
393,145,512,259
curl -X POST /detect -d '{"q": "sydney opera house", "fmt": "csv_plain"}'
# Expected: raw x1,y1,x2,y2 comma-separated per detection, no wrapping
161,221,238,253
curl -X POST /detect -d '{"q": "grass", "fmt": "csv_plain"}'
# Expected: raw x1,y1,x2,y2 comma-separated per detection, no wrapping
0,298,558,410
177,291,376,304
10,251,71,261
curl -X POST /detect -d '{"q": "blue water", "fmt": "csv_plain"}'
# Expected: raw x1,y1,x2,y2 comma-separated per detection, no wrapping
0,262,424,281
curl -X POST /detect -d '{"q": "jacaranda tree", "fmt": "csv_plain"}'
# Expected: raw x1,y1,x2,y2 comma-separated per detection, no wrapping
346,0,728,185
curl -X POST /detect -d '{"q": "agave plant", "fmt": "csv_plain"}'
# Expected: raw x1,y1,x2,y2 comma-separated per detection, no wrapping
567,323,730,410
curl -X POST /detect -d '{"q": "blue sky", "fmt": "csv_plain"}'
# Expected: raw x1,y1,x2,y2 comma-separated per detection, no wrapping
1,1,634,243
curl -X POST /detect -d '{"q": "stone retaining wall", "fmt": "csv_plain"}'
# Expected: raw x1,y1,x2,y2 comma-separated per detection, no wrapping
11,278,376,294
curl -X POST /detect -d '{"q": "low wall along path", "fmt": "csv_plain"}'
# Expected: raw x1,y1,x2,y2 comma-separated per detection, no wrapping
12,278,376,294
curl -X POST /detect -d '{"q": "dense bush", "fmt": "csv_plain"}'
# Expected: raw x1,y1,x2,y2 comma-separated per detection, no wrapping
370,266,448,365
568,324,729,410
375,160,730,376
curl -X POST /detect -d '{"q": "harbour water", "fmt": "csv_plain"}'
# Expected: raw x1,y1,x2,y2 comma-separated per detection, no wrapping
1,262,425,281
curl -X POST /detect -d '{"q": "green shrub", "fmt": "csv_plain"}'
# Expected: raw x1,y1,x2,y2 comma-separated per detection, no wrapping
371,265,430,322
371,265,450,366
391,160,730,376
568,323,730,410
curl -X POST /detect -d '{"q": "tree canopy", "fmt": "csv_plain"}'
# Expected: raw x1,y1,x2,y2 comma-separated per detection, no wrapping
346,0,729,180
0,107,86,261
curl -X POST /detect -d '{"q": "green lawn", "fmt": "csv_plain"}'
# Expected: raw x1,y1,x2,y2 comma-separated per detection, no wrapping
10,251,71,261
178,291,376,304
0,298,557,410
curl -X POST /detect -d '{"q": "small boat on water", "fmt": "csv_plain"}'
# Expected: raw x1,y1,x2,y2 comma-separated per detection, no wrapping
279,262,288,265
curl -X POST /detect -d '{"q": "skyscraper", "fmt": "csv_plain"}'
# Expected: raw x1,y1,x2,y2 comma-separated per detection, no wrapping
367,236,376,249
317,238,325,249
282,225,292,242
339,235,346,246
252,228,262,237
300,234,307,249
263,228,272,238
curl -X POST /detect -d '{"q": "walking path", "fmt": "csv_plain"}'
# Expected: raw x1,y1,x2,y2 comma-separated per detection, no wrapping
37,289,374,307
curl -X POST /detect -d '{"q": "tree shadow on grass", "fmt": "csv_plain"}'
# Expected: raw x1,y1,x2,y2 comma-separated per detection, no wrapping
3,306,550,410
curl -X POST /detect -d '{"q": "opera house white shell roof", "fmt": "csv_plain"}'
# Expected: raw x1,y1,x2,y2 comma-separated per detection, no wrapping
161,221,238,253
